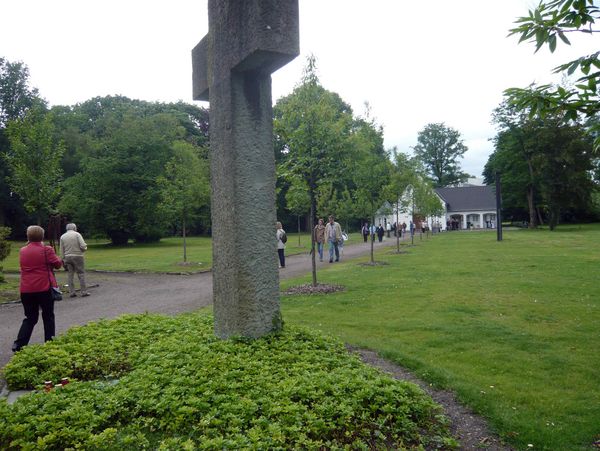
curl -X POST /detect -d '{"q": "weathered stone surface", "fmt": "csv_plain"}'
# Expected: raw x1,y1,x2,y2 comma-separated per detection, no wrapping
192,0,299,339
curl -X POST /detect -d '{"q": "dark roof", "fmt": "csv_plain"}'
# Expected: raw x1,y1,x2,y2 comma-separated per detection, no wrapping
435,186,496,212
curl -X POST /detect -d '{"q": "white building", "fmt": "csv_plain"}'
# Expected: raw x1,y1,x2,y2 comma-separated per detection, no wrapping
374,185,498,231
436,186,497,230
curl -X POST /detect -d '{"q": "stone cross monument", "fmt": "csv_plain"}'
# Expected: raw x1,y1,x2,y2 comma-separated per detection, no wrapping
192,0,299,339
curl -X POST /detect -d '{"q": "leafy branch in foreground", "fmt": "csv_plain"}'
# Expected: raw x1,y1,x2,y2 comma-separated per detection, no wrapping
505,0,600,148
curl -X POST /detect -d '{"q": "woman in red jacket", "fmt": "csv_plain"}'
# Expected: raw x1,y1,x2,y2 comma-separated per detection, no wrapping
12,225,63,353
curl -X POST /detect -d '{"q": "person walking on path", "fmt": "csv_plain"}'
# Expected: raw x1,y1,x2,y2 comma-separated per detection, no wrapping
361,223,369,243
276,221,286,268
377,224,384,242
324,215,342,263
314,218,326,262
12,225,63,353
60,223,89,297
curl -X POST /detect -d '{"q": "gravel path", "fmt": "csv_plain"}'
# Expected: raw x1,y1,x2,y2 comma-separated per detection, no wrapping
0,235,512,449
0,238,398,369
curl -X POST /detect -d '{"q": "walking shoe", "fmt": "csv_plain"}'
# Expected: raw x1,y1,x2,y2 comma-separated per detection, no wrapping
11,342,21,353
81,292,90,297
335,259,339,262
69,293,77,298
329,259,333,263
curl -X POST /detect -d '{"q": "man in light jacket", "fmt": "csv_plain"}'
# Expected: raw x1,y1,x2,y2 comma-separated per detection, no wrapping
324,215,342,263
59,223,89,297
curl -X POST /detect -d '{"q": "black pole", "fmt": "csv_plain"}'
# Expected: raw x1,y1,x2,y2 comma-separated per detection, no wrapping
495,171,503,242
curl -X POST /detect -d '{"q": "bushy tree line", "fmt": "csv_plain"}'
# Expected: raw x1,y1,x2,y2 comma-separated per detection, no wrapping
0,57,210,244
1,55,443,251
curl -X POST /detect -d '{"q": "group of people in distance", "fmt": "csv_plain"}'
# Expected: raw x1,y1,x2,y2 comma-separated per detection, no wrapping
11,223,89,353
276,215,346,268
361,221,414,243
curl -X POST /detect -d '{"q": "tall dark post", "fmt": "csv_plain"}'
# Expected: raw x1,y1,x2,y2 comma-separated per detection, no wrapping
495,171,503,242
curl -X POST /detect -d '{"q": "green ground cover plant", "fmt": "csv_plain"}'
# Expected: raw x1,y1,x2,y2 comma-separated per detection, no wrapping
280,225,600,450
1,313,455,449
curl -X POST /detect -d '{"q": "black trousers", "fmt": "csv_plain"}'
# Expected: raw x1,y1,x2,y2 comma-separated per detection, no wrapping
14,290,55,350
277,249,285,268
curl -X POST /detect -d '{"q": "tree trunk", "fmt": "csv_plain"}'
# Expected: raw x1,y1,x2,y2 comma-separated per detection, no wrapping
370,213,375,263
548,206,559,231
308,176,317,287
183,216,187,263
537,207,544,226
309,189,317,287
297,215,301,246
396,199,400,253
526,159,537,229
526,186,537,229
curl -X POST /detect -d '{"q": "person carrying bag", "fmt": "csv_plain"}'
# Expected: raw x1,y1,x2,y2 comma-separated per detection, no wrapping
12,225,63,353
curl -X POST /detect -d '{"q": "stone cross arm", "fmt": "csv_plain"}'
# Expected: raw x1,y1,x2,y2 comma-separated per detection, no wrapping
192,0,300,101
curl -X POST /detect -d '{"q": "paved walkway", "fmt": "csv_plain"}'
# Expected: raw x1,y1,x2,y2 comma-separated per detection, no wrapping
0,237,404,369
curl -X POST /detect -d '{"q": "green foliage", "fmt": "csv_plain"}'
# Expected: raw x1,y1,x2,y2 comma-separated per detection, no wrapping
157,140,210,259
0,226,10,283
412,123,470,187
4,106,64,224
60,110,185,244
285,177,310,217
0,57,44,128
506,0,600,148
350,118,393,262
1,313,453,449
485,101,596,227
0,58,47,232
274,55,355,218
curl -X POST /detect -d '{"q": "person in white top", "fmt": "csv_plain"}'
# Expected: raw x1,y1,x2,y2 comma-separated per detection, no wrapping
59,223,89,297
276,221,286,268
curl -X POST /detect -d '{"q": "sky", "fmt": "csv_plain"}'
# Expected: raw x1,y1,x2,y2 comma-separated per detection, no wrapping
1,0,598,177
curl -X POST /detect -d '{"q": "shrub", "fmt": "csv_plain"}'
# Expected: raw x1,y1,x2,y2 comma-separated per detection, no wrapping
1,312,456,449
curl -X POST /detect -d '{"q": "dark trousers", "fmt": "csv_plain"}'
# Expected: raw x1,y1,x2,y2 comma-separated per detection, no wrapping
363,233,368,243
14,291,55,350
277,249,285,268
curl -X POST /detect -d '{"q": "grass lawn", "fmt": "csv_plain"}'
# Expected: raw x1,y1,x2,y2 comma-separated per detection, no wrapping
280,225,600,450
2,232,341,274
0,274,19,303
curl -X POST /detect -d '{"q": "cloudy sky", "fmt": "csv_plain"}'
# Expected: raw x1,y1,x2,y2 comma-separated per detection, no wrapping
1,0,597,177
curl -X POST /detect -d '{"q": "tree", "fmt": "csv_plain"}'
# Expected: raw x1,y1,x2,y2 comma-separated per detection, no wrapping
485,103,595,229
505,0,600,148
0,58,45,230
412,123,470,187
4,107,64,225
60,112,183,244
413,181,444,237
350,117,392,263
387,149,422,252
285,178,310,246
488,102,543,227
531,120,595,229
0,58,43,128
57,96,209,244
274,56,353,286
157,141,210,262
